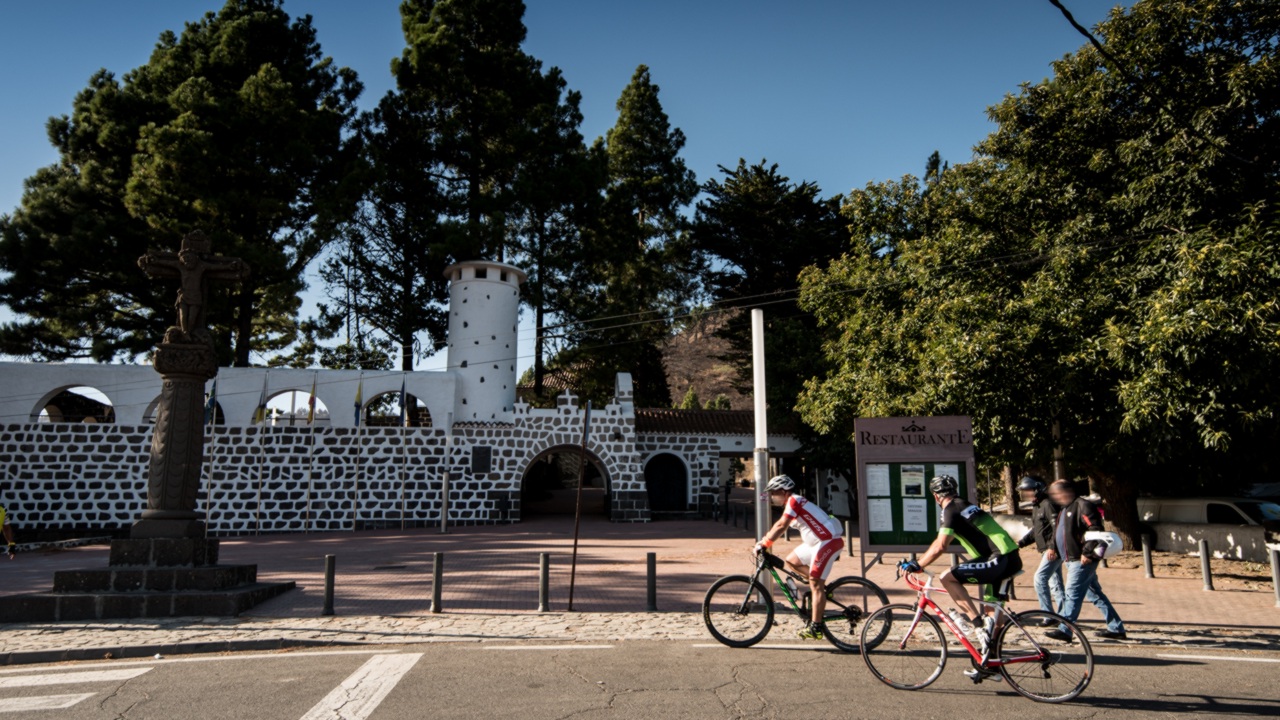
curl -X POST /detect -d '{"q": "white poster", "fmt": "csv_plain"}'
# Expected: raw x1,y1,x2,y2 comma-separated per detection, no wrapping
903,499,929,533
867,498,894,533
934,464,959,483
900,464,926,497
865,464,891,497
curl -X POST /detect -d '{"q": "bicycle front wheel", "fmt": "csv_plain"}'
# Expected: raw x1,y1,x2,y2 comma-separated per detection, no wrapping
702,575,775,648
860,604,947,690
996,611,1094,703
822,576,889,653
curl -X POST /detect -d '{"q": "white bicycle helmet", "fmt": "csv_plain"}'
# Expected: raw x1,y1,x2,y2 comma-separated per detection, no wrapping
765,475,795,492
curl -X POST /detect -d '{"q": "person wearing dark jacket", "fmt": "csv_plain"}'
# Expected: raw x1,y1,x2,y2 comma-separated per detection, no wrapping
1016,476,1063,617
1046,480,1127,641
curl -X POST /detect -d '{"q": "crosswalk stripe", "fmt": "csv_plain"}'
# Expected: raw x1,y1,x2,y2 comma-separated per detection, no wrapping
0,667,151,688
299,653,422,720
0,693,97,713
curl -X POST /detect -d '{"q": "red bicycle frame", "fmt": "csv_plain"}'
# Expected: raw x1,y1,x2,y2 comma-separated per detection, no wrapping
901,570,1050,670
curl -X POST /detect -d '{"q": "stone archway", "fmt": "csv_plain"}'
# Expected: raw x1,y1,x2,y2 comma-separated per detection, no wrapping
644,453,689,514
520,445,610,517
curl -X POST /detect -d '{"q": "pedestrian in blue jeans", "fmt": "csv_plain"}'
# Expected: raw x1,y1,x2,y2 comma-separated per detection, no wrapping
1046,480,1127,641
1015,475,1064,617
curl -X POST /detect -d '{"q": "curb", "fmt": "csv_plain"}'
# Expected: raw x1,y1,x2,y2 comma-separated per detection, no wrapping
0,637,358,667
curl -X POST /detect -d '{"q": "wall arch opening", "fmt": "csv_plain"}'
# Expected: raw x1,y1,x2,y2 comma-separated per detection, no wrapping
256,389,332,426
521,445,609,517
362,391,431,427
644,453,689,514
32,386,115,424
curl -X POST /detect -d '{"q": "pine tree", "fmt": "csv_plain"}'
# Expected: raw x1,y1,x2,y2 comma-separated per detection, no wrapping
0,0,361,365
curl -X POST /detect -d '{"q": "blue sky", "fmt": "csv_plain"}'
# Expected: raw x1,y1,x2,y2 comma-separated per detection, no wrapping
0,1,1120,371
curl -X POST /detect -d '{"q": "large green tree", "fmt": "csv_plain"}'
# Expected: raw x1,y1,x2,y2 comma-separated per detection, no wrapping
692,159,848,463
393,0,562,261
0,0,362,366
798,0,1280,542
557,65,698,407
320,90,453,372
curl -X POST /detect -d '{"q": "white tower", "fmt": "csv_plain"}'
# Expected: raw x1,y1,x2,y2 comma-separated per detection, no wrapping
445,260,527,422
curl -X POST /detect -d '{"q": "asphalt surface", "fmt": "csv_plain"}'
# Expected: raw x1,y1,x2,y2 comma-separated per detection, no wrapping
0,640,1277,719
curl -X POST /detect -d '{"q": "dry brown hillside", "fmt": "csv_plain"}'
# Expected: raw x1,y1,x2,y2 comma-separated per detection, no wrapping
662,311,751,409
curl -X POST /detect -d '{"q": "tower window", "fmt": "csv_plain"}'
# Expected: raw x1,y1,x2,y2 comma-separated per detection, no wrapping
475,268,488,279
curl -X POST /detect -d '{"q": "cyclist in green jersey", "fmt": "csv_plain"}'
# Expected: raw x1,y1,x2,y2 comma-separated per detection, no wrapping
901,475,1022,638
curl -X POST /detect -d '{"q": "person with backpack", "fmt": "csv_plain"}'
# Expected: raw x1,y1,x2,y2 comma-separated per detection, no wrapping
1046,480,1127,641
1016,475,1064,618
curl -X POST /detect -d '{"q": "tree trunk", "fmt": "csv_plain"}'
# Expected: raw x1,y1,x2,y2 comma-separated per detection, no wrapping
233,286,254,367
1000,465,1020,515
534,302,545,400
1084,464,1142,548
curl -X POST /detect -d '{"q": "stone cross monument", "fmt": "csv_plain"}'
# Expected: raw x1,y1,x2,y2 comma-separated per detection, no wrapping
135,230,248,539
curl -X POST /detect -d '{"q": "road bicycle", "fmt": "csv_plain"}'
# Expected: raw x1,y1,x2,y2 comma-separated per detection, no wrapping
702,548,888,652
859,564,1093,703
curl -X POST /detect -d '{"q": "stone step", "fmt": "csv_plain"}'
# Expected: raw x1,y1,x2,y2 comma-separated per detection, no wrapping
0,581,296,622
109,537,219,567
52,564,258,593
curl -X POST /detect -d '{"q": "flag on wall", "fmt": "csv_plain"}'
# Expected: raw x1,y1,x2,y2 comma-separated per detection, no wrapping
252,371,269,424
307,373,318,425
353,373,363,427
203,380,218,426
398,374,409,427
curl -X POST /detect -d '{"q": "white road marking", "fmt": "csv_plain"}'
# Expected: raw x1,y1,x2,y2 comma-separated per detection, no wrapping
481,645,614,651
0,667,151,688
1158,653,1280,664
0,693,97,713
692,643,828,650
299,653,422,720
0,649,384,675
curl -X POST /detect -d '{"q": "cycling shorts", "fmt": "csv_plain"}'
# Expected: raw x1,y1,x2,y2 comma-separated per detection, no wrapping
952,551,1022,586
794,537,842,581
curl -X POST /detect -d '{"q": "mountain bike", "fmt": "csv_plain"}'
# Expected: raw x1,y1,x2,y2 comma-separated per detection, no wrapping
860,564,1093,703
702,548,888,652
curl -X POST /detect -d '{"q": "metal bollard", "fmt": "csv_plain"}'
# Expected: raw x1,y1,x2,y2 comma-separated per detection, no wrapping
784,526,791,542
322,554,336,616
844,520,853,557
430,552,444,613
950,553,960,569
646,552,658,612
1199,539,1214,591
538,552,551,612
1270,548,1280,609
1142,534,1155,579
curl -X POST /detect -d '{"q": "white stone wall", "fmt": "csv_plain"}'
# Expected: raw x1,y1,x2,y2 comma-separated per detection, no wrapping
0,387,660,533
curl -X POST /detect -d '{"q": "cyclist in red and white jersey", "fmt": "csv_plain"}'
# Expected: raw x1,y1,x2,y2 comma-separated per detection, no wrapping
753,475,843,639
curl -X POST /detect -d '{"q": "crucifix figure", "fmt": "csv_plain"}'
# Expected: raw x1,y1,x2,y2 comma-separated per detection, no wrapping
138,231,249,344
133,230,249,539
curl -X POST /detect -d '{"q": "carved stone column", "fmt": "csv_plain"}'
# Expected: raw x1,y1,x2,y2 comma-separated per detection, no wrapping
132,340,218,539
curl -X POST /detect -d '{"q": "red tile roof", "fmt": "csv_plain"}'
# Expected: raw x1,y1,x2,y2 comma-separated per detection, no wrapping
635,408,797,436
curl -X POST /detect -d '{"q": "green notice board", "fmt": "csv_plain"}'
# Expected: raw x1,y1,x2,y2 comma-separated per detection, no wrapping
862,461,968,549
853,416,977,555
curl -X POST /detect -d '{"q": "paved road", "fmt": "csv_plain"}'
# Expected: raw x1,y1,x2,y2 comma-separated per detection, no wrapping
0,640,1277,719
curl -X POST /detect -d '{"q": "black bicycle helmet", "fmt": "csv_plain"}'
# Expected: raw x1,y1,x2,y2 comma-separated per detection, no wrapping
929,474,958,497
1017,475,1047,494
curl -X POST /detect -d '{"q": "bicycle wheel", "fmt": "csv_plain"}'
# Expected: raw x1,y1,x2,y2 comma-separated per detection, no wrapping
821,576,889,653
860,604,947,690
703,575,775,648
996,611,1094,703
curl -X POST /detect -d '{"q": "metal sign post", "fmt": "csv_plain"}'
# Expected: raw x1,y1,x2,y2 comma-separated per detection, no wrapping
751,309,769,541
567,402,592,611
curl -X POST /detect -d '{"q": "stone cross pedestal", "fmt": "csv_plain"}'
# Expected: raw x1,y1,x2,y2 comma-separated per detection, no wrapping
134,231,248,539
0,231,295,622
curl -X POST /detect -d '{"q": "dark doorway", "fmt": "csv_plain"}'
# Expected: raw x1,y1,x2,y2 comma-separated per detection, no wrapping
521,446,609,517
644,453,688,513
